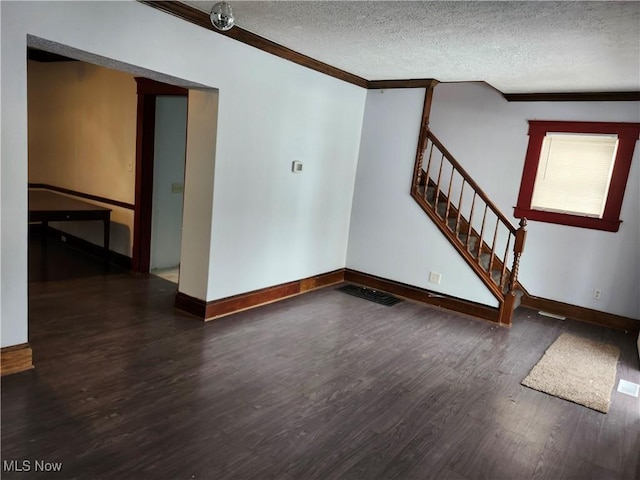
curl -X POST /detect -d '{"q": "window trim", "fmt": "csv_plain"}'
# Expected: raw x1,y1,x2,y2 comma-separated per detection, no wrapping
514,121,639,232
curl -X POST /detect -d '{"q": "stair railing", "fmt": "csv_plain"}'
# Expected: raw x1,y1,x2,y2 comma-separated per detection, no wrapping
411,129,527,324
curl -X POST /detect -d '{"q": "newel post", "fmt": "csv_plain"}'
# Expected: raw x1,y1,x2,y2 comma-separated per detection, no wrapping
499,218,527,326
509,218,527,293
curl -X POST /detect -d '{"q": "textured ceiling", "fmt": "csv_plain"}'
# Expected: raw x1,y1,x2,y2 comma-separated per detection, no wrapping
181,1,640,93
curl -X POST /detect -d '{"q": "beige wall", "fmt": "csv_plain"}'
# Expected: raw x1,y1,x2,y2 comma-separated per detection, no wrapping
27,60,137,256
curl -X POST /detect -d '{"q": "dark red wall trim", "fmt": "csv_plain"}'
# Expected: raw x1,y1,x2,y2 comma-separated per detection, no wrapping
513,208,621,231
514,121,640,232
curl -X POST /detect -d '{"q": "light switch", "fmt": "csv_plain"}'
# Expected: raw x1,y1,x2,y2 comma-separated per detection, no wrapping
171,183,184,194
292,161,303,173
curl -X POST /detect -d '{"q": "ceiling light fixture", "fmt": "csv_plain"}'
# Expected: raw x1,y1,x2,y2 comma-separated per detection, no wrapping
210,2,235,31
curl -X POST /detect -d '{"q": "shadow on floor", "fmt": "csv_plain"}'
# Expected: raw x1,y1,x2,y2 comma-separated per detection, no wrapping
29,230,128,283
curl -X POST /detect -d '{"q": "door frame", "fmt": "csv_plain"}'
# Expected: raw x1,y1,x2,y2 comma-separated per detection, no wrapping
132,78,188,273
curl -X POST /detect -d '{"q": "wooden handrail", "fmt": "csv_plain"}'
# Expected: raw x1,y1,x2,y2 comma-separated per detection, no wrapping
410,98,528,324
411,188,506,302
426,131,517,234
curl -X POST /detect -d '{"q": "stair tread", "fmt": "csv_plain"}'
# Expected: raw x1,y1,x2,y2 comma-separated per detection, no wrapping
421,174,516,301
417,163,522,323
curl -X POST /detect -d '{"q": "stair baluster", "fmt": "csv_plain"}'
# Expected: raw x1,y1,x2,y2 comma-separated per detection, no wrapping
423,142,435,191
477,205,488,263
488,221,499,274
500,234,511,289
465,193,476,251
455,180,465,234
444,165,455,221
434,154,445,215
410,129,527,325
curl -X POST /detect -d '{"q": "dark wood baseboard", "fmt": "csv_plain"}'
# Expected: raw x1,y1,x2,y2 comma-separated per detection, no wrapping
176,267,501,324
31,224,133,270
344,269,501,324
175,269,346,321
521,294,640,333
175,291,208,318
174,266,639,333
1,343,34,376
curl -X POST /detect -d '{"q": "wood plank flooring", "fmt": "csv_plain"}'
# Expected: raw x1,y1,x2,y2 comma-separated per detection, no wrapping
2,236,639,479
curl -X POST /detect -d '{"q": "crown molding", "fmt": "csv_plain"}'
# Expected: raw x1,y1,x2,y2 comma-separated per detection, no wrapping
367,79,439,89
503,91,640,102
138,1,368,88
140,2,638,98
139,1,441,90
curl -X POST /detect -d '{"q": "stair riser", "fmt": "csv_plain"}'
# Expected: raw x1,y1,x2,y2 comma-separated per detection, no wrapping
416,178,514,306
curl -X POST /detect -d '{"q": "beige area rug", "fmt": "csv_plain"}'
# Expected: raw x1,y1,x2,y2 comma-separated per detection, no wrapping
522,333,620,413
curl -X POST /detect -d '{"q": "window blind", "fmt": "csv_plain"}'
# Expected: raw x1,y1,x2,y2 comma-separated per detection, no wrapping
530,133,619,218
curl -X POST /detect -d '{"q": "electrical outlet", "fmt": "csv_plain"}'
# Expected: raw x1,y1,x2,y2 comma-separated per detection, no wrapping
429,272,442,285
292,161,303,173
593,289,602,300
127,161,134,172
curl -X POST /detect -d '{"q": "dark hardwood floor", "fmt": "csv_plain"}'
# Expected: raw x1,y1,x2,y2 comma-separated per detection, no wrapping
2,235,639,479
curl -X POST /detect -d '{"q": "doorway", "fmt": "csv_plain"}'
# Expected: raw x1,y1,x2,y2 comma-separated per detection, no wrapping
149,95,188,283
132,79,188,276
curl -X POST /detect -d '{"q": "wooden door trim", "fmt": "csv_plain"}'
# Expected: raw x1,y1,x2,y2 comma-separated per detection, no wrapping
132,77,187,273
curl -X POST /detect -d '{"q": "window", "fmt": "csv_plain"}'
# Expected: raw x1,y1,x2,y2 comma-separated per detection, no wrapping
514,121,639,232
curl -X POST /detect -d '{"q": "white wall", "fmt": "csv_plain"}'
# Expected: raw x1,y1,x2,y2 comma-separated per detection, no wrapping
1,1,366,347
205,54,364,301
179,89,218,302
151,96,188,270
429,82,640,320
347,89,499,307
1,2,29,347
27,60,137,256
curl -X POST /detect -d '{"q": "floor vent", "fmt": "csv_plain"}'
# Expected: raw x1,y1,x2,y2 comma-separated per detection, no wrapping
336,284,402,306
617,379,640,398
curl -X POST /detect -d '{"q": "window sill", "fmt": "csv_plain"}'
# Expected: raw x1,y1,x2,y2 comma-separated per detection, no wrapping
513,207,622,232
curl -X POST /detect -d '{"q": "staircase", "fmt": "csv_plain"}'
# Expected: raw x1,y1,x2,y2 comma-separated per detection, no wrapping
410,129,527,325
